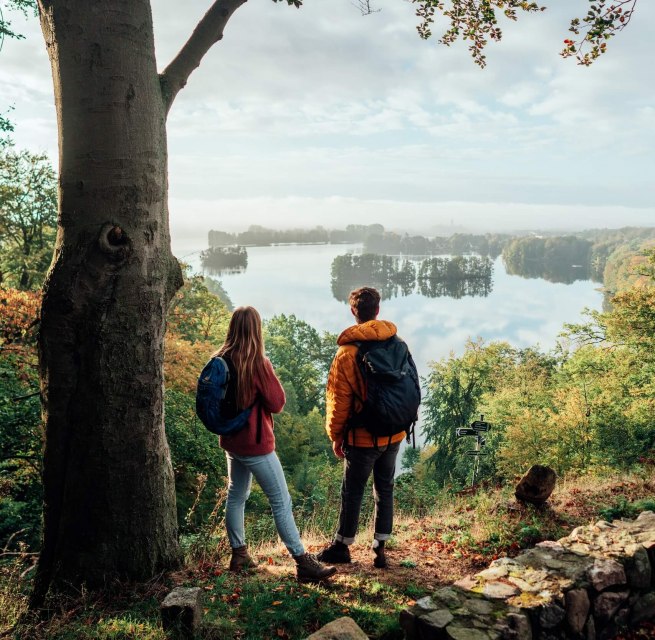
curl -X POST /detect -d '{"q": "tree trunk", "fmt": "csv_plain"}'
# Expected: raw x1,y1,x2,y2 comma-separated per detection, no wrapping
34,0,183,597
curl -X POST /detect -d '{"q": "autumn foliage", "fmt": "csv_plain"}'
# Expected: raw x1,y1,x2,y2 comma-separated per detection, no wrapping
0,287,41,345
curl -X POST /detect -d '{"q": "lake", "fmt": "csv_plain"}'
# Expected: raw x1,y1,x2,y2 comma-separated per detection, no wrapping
182,243,603,364
181,243,603,452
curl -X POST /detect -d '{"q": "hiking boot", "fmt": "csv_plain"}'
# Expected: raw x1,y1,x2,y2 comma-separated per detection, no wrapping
229,545,257,572
316,541,351,564
373,540,387,569
293,553,337,583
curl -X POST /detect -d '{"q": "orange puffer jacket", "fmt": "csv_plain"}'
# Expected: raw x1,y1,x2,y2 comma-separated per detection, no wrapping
325,319,407,448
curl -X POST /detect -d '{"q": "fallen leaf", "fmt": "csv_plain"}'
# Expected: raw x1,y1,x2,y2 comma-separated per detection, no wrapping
272,601,282,606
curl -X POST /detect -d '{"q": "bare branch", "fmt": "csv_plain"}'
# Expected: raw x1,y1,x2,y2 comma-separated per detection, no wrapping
352,0,380,16
159,0,247,115
11,390,40,402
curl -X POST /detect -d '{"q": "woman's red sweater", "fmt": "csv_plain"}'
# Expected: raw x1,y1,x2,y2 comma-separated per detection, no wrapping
219,357,286,456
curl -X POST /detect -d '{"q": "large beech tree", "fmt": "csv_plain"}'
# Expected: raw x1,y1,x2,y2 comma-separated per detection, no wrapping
33,0,252,601
29,0,639,601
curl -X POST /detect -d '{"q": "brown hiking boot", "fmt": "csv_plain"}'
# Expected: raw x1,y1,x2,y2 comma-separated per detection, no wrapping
229,545,257,572
293,553,337,583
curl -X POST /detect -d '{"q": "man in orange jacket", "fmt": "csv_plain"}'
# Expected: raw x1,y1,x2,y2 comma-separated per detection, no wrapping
317,286,418,568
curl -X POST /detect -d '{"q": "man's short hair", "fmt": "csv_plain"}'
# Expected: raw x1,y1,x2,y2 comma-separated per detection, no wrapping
349,287,381,322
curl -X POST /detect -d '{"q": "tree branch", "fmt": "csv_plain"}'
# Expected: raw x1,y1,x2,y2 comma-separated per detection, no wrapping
159,0,247,115
11,390,40,402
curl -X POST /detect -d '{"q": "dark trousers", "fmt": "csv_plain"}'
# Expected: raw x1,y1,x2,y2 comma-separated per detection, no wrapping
334,442,400,544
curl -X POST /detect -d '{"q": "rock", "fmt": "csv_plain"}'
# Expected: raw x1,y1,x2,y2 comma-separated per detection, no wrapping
565,588,590,635
416,609,455,640
615,607,631,628
454,575,479,592
536,541,565,552
497,613,532,640
416,596,438,612
482,582,520,600
477,566,509,581
399,608,418,639
642,539,655,584
593,590,629,624
584,615,596,640
624,543,651,589
505,576,538,593
514,465,557,505
586,558,626,591
465,598,494,615
447,627,494,640
637,510,655,522
305,616,368,639
631,592,655,625
539,603,565,629
435,587,464,608
160,587,202,640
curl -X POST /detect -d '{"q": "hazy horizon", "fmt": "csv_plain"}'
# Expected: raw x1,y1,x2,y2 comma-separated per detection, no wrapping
172,200,654,252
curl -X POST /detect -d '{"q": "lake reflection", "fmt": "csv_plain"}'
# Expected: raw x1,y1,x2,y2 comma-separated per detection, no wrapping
331,253,493,301
200,246,248,276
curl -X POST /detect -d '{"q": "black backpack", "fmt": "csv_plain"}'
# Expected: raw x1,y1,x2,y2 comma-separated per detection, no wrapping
347,335,421,446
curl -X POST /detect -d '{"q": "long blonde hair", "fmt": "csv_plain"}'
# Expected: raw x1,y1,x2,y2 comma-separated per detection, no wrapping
215,306,267,409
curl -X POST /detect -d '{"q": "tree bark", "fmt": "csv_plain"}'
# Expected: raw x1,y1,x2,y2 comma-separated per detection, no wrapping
160,0,247,114
33,0,183,598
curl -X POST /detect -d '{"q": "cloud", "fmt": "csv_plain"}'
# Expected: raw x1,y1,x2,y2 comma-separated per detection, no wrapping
2,0,654,239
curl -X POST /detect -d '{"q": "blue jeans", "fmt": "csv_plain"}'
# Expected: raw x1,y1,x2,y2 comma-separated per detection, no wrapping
225,451,304,557
334,442,400,545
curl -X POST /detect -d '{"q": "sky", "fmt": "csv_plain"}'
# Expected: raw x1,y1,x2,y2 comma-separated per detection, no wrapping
1,0,654,251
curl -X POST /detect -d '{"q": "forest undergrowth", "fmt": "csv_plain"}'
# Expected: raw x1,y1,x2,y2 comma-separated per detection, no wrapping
2,466,655,640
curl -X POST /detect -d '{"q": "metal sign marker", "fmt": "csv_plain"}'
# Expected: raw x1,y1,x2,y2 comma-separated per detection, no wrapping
455,414,491,486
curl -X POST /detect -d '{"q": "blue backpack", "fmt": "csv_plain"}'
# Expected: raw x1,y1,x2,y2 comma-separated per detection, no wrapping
195,356,260,440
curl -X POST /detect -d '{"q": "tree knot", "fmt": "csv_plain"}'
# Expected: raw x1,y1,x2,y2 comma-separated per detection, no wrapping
99,223,132,262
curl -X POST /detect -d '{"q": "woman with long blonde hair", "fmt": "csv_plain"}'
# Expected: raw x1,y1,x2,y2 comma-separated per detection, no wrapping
215,306,336,583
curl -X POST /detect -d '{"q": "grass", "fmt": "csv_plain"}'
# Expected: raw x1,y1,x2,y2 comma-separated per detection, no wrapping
2,465,655,639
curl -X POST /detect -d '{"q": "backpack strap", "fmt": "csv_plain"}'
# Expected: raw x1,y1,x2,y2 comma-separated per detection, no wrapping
341,341,362,448
255,398,263,445
349,338,382,449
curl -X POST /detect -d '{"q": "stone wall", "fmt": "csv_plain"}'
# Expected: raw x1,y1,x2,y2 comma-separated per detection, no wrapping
400,510,655,639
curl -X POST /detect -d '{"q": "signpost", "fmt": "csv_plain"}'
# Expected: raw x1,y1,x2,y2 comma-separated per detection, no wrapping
456,414,491,487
